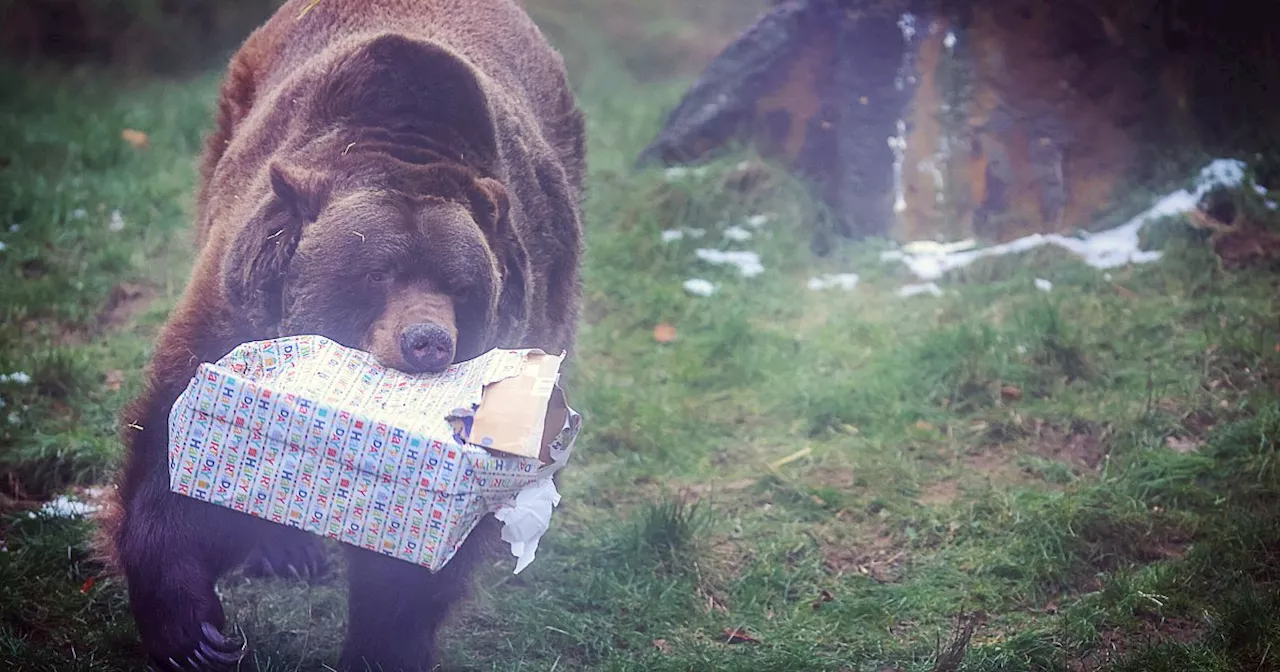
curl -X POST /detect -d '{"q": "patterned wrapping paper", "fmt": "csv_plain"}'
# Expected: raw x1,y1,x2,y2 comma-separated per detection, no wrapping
167,335,581,573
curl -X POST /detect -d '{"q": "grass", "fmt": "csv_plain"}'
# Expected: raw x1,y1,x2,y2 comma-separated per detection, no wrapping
2,1,1280,670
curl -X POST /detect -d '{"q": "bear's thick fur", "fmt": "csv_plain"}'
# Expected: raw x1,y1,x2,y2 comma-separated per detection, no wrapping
100,0,585,669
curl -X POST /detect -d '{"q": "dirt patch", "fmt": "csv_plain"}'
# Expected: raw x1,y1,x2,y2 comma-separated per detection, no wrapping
918,479,960,506
1154,398,1227,441
1077,513,1193,575
1068,616,1206,671
976,416,1110,476
960,448,1039,486
1203,346,1280,400
18,317,88,347
676,478,757,504
16,280,161,347
703,534,753,580
1026,419,1109,474
97,281,159,332
820,523,908,583
695,533,753,613
795,466,864,493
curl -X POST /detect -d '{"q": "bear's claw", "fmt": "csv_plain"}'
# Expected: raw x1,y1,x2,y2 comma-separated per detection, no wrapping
153,623,245,672
243,532,329,583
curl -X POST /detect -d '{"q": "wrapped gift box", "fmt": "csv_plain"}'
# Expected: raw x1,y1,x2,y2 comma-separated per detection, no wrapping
167,335,580,573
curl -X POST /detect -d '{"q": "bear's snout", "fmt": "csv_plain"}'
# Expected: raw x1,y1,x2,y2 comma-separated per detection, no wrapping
400,323,455,373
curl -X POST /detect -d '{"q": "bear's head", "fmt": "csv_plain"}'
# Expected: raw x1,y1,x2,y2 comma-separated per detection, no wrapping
221,34,530,374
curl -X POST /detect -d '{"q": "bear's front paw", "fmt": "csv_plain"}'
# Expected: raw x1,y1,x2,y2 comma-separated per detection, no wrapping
150,622,247,672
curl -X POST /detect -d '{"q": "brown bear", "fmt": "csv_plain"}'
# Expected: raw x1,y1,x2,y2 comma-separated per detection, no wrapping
99,0,586,670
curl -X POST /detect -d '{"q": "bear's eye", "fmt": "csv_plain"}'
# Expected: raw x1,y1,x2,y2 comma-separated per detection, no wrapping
366,271,392,284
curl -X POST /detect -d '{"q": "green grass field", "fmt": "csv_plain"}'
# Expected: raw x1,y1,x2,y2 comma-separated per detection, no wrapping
2,2,1280,671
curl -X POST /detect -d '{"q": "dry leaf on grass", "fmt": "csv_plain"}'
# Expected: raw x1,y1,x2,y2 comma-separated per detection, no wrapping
651,639,672,654
653,323,677,343
1000,385,1022,401
121,129,149,150
811,589,834,610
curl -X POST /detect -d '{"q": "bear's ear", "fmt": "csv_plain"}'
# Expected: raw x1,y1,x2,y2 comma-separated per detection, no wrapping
314,34,499,167
468,177,511,233
269,162,331,222
222,163,329,331
468,177,527,328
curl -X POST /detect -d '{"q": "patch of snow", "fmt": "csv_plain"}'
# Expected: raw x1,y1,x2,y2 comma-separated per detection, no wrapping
28,495,101,519
108,209,125,232
8,225,18,233
1267,199,1278,211
662,228,708,243
0,372,31,385
695,249,764,277
918,158,946,203
1034,278,1053,292
745,214,772,228
944,30,957,50
889,120,908,214
897,282,944,298
723,226,753,242
901,239,976,256
884,159,1248,281
807,273,860,291
0,241,6,252
898,13,917,42
1253,183,1268,196
71,208,87,220
664,166,709,181
683,278,716,297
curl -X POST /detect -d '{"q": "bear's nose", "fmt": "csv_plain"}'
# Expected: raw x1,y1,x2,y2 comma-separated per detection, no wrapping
399,323,455,374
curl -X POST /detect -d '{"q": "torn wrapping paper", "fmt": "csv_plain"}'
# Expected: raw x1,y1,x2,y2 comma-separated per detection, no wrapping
167,335,581,574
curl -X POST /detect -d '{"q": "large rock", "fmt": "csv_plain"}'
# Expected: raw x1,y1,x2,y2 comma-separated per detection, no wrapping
640,0,1280,245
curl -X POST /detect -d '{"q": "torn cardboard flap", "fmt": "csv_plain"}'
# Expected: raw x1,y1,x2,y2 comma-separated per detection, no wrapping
469,350,565,462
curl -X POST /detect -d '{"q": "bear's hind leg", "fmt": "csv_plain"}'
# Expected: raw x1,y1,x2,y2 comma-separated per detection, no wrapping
243,525,331,583
337,528,488,672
